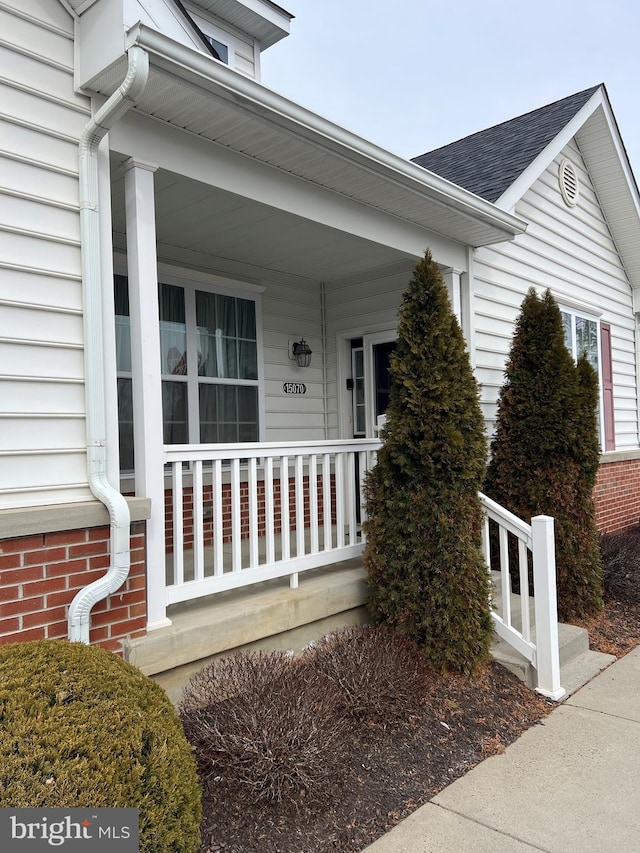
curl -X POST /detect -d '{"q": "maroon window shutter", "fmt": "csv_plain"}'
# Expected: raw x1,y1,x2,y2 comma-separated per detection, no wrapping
601,323,615,451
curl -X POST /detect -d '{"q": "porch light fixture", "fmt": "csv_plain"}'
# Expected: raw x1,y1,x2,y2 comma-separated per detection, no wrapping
290,338,312,368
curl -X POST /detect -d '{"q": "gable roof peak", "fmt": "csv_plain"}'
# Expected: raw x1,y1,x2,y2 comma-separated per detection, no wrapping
412,85,602,203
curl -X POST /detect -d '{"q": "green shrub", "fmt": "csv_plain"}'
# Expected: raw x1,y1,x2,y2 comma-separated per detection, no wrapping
364,250,493,673
484,289,603,619
303,625,429,724
179,651,350,809
0,640,201,853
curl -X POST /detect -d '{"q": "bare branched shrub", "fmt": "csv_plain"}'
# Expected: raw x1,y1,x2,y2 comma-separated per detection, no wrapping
179,651,349,809
303,625,429,725
600,527,640,604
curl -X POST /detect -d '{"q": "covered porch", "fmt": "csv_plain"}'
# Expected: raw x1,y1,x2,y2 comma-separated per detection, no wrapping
83,26,531,687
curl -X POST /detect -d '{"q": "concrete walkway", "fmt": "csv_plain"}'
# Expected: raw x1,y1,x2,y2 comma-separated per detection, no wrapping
363,646,640,852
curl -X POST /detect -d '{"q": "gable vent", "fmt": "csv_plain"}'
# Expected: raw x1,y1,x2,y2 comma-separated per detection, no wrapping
559,159,579,207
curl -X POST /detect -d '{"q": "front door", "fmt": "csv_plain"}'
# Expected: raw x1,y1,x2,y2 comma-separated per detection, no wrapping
350,332,396,439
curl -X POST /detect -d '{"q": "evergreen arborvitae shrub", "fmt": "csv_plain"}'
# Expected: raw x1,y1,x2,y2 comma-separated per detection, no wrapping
363,250,493,674
0,640,202,853
484,288,603,619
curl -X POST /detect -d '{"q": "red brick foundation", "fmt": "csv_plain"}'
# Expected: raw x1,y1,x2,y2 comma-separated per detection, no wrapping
595,456,640,533
0,521,147,653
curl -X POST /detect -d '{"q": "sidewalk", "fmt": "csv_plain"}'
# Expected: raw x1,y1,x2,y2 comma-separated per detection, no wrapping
363,646,640,852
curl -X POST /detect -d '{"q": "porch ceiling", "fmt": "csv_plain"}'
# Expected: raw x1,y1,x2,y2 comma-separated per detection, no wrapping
110,158,415,283
87,24,526,265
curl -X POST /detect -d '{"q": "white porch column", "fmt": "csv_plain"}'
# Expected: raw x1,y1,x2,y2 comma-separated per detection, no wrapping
442,267,462,324
121,157,170,629
460,247,477,368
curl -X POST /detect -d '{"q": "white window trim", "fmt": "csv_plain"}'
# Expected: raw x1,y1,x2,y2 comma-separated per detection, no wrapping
114,258,266,475
559,303,606,446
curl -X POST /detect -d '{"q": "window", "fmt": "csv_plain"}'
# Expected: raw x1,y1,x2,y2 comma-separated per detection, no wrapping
115,276,261,471
187,6,235,67
202,34,229,64
561,309,599,372
560,306,614,451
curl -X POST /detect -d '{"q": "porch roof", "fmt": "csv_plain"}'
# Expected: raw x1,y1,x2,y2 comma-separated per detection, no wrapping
83,23,527,251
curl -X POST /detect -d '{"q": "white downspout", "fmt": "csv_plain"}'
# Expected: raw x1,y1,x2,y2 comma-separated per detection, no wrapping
68,46,150,643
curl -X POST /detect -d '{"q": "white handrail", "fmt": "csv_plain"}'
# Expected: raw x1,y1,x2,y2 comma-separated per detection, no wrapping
479,492,564,700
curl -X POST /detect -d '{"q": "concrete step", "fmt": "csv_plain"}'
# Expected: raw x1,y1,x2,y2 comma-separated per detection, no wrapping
491,622,615,697
123,559,369,704
559,650,617,697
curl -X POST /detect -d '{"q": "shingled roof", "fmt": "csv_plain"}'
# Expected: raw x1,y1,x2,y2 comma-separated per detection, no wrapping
411,86,600,203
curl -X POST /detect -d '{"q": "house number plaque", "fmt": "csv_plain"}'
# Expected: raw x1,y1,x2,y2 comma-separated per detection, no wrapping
282,382,307,395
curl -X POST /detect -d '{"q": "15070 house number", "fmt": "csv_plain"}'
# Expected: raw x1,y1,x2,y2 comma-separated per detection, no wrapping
282,382,307,395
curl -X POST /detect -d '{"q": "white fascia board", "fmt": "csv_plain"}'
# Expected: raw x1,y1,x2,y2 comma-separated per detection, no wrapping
123,23,526,242
495,87,610,212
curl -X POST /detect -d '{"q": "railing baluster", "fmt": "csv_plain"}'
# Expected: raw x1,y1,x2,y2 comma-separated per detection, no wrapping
335,453,345,548
295,454,305,558
172,462,184,588
265,456,275,563
347,451,356,545
193,460,204,582
358,450,368,540
499,526,511,627
249,457,258,568
482,514,491,570
280,455,290,561
309,454,319,554
518,537,531,643
213,459,223,576
322,453,332,551
231,458,241,572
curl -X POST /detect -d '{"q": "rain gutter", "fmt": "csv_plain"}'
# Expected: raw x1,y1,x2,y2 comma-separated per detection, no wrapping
68,46,150,643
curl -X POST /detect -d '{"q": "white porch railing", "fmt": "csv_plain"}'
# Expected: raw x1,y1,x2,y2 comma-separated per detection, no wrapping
478,492,564,700
160,441,563,699
163,439,380,606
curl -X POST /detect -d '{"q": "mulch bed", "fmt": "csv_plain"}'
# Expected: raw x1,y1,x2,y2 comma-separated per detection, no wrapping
573,598,640,659
197,598,640,853
198,661,553,853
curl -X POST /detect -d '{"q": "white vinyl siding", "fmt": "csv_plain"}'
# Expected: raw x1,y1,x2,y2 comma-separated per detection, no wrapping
261,280,323,439
474,139,637,450
0,0,91,509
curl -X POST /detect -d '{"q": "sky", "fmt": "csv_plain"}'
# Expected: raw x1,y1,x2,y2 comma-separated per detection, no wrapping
261,0,640,182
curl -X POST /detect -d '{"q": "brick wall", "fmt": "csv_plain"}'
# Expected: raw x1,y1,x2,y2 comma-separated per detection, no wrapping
595,457,640,533
165,475,336,554
0,521,147,653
